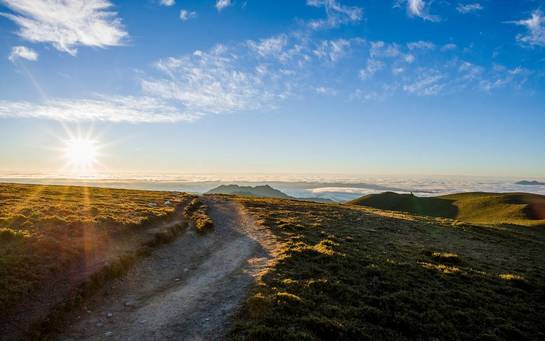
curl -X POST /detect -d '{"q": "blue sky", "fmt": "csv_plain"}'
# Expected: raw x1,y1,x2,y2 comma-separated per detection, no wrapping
0,0,544,177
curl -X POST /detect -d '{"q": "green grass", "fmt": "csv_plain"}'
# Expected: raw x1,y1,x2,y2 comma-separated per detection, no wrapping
229,197,545,340
349,191,545,227
0,183,187,314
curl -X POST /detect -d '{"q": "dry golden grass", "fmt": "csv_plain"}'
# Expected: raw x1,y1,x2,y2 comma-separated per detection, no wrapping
0,183,187,313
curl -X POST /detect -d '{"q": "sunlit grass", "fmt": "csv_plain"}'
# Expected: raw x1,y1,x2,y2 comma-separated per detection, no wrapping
229,196,545,340
0,183,187,313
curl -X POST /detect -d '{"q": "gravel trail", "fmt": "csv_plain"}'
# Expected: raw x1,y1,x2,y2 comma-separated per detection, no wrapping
59,197,277,341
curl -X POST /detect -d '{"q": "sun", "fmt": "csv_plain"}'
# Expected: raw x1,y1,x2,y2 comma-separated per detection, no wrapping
62,138,99,171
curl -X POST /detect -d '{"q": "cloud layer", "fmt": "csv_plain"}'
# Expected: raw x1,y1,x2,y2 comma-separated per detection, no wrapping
1,0,128,55
0,0,539,124
142,44,294,116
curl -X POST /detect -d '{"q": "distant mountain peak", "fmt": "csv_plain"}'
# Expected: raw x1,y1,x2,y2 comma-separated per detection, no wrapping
516,180,545,186
206,184,291,199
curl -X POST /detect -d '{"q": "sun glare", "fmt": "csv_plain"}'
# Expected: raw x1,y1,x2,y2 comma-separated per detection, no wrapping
63,138,99,171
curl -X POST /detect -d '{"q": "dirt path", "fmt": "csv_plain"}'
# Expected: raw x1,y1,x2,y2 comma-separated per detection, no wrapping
58,197,277,340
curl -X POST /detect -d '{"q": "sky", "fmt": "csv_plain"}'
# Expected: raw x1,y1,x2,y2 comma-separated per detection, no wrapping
0,0,544,178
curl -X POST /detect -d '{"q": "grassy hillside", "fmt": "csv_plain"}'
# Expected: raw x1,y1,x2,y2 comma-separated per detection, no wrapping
349,191,545,227
229,196,545,340
207,184,292,199
0,183,187,319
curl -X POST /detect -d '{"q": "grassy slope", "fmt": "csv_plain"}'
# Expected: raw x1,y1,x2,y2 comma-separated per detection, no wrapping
229,197,545,340
349,192,545,227
0,183,187,313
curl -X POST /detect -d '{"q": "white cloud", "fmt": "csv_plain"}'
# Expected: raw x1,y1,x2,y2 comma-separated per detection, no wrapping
456,3,483,14
370,41,401,58
247,35,288,59
403,53,415,63
313,39,352,62
0,40,298,123
441,43,457,52
407,41,435,50
403,70,445,96
392,67,405,75
315,86,337,95
359,59,384,79
479,65,530,92
141,44,292,116
180,9,197,21
160,0,175,6
509,10,545,47
216,0,232,11
1,0,127,55
458,61,483,81
397,0,439,22
0,96,196,123
8,45,38,62
307,0,363,29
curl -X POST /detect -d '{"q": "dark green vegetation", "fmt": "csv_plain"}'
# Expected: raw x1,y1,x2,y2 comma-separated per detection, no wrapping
0,183,188,337
207,184,292,199
349,191,545,227
184,197,214,233
230,197,545,340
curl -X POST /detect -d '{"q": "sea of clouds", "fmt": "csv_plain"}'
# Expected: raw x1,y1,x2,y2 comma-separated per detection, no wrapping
1,173,544,202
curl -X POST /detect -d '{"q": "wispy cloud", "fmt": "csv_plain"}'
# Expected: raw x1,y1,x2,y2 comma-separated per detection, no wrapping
441,43,457,52
456,3,483,14
359,59,384,79
313,39,352,63
141,44,293,116
180,9,197,21
407,41,435,50
0,0,127,55
479,65,531,92
159,0,175,6
216,0,232,11
356,40,530,100
403,70,444,96
8,45,38,62
315,86,337,96
306,0,363,29
0,96,196,123
0,18,535,124
396,0,439,22
370,41,401,58
509,10,545,47
247,35,289,59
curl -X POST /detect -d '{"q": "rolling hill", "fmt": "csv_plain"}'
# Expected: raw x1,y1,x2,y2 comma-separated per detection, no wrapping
349,191,545,227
